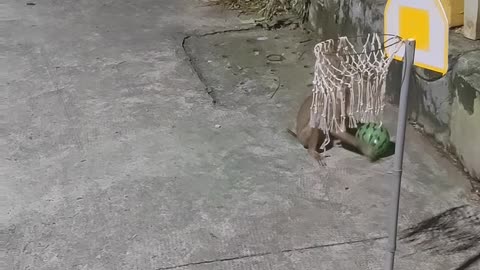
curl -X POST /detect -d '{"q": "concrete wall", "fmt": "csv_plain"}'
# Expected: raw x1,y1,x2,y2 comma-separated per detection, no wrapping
449,51,480,179
308,0,385,38
307,0,480,179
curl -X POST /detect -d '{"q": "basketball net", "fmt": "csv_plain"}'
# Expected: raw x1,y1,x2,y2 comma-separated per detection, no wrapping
310,33,403,150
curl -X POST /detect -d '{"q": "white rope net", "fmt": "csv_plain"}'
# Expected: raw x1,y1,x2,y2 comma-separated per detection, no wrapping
310,33,403,150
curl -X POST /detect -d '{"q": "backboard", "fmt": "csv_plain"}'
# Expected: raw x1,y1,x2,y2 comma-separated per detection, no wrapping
384,0,449,74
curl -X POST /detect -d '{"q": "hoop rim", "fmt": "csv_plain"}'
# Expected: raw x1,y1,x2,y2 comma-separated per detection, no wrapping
316,33,403,56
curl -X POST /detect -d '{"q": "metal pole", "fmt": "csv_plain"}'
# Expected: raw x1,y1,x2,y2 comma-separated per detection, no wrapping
385,39,416,270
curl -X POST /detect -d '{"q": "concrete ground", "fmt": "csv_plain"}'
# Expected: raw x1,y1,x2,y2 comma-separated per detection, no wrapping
2,0,479,269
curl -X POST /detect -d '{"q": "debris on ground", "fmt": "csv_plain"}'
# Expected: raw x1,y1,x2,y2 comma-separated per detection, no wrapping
213,0,311,21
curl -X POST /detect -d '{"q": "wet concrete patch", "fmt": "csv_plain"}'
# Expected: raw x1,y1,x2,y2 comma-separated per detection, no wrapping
183,27,317,124
181,26,479,269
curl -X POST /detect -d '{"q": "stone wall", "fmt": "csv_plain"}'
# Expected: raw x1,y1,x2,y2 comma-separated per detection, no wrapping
307,0,480,179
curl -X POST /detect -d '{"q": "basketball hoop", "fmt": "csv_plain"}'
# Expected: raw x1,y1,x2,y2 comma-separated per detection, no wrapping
310,33,404,150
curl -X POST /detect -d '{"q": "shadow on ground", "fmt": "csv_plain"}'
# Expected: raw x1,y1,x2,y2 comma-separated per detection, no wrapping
400,205,480,269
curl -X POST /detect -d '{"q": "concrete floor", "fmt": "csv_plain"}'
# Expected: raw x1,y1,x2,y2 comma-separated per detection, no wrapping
2,0,479,269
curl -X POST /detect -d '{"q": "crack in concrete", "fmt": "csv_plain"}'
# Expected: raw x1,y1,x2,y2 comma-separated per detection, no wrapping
181,26,260,105
156,236,387,269
180,15,307,106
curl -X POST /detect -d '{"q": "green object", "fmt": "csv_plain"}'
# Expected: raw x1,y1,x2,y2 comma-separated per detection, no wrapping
356,122,391,159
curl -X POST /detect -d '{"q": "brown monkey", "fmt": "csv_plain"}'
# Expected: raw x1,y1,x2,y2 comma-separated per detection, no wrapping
288,93,374,164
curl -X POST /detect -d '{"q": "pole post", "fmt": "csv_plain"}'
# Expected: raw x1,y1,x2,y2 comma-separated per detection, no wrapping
385,39,416,270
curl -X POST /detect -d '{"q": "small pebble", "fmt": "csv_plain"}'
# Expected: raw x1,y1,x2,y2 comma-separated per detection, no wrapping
215,124,222,128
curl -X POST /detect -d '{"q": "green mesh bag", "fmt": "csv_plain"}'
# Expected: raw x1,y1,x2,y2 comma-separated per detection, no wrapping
356,122,391,159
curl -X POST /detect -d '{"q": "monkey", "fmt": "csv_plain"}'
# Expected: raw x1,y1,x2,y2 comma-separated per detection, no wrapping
288,93,374,164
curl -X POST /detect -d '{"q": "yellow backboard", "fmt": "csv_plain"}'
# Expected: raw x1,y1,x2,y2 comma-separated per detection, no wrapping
384,0,449,74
